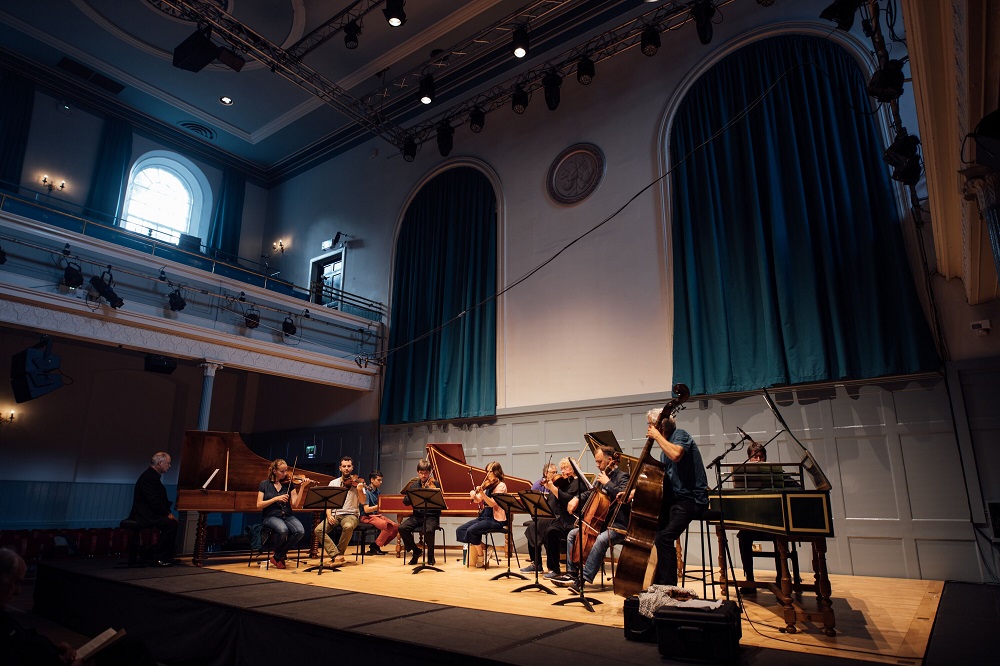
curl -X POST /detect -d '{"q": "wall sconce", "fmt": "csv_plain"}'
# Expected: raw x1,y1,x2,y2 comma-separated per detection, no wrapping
41,175,65,192
0,411,14,426
273,240,285,254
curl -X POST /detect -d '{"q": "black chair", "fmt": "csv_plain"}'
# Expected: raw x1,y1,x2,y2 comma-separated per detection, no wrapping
118,519,142,567
248,525,274,569
483,527,518,569
681,509,723,600
351,522,378,563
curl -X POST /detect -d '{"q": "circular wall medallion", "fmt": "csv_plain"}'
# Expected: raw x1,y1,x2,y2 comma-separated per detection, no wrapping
546,143,605,205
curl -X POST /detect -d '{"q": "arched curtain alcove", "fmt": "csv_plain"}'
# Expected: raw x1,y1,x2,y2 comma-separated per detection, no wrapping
669,35,939,396
381,166,497,424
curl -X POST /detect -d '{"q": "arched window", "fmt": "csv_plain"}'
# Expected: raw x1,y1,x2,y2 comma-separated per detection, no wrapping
122,152,211,245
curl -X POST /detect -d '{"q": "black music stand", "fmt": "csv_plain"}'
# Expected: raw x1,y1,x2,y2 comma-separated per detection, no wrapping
302,486,349,575
403,488,447,574
554,457,601,612
511,490,557,595
487,493,527,582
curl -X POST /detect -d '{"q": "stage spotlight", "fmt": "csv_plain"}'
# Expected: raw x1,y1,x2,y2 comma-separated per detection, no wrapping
237,291,246,302
469,106,486,133
820,0,862,31
577,56,596,85
883,129,920,168
543,71,562,111
419,74,435,105
511,84,529,114
383,0,406,27
168,288,186,312
282,316,297,337
436,120,454,157
973,109,1000,170
891,158,921,187
402,137,417,162
641,26,661,57
244,308,260,329
62,262,84,288
62,243,71,256
173,27,220,73
691,0,716,45
344,20,361,49
867,59,905,103
0,244,6,265
144,354,177,375
89,267,124,309
511,26,529,59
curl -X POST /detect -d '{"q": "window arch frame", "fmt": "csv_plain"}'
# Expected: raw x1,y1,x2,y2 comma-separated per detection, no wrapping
121,150,213,244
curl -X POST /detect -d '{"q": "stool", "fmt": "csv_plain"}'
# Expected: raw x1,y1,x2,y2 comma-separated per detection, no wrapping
681,510,722,600
118,519,142,567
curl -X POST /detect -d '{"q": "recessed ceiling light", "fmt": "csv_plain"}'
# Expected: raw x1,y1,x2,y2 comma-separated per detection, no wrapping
219,96,234,106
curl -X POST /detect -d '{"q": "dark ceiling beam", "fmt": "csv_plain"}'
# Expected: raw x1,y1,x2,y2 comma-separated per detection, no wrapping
287,0,381,59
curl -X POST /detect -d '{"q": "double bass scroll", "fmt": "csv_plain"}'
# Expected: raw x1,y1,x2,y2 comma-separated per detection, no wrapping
612,383,690,599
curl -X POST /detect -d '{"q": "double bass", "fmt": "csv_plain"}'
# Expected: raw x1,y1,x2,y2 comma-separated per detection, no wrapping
613,383,690,598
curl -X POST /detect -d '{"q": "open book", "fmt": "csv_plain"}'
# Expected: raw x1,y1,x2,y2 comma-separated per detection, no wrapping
76,627,126,661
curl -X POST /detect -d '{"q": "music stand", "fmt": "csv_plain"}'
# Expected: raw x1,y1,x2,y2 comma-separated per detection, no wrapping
403,488,447,574
554,458,601,612
487,493,528,582
302,486,349,575
511,491,557,595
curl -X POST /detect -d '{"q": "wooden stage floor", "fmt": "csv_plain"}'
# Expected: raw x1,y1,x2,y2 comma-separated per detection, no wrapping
207,550,942,665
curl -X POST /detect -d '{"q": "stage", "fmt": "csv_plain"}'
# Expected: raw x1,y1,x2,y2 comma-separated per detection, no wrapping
32,552,944,665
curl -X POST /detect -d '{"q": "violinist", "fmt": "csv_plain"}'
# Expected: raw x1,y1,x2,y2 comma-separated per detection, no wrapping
360,470,398,556
456,462,508,569
313,456,364,566
398,459,440,566
541,457,583,579
646,408,709,586
552,445,630,591
520,462,558,574
256,458,314,569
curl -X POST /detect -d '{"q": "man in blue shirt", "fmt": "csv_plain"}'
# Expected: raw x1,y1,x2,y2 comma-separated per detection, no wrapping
646,408,709,586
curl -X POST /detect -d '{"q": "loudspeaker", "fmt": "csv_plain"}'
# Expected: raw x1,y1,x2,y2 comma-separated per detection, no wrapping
144,354,177,375
173,28,220,73
10,343,63,403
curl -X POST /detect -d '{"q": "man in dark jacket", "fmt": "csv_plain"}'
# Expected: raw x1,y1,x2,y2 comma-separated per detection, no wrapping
128,452,177,566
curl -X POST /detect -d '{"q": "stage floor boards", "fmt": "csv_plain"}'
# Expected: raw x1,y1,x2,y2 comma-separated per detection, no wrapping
205,551,941,665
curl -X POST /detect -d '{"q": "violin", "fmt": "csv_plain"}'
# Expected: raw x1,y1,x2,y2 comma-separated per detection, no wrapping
342,473,365,489
421,475,438,489
289,474,315,486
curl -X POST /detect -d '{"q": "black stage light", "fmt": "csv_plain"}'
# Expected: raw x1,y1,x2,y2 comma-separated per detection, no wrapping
383,0,406,27
577,56,595,85
892,158,921,187
419,74,435,105
245,308,260,329
216,47,245,72
691,0,716,45
883,129,920,168
973,109,1000,170
543,71,562,111
402,137,417,162
511,26,529,59
173,27,220,73
436,120,454,157
89,267,124,309
282,316,297,337
344,20,361,49
168,288,186,312
820,0,862,32
0,244,6,265
641,26,661,57
511,84,529,114
144,354,177,375
62,262,84,288
867,59,905,103
62,243,71,256
238,291,246,302
469,106,486,133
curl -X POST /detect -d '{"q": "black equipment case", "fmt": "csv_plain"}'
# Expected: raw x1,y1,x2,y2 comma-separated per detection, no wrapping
623,595,656,642
653,600,741,663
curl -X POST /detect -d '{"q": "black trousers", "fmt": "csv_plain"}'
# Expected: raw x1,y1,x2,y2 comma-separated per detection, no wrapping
652,499,706,586
543,521,572,573
398,514,439,552
138,516,178,562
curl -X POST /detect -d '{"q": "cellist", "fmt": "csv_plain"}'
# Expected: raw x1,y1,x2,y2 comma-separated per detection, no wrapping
645,408,709,586
552,445,630,591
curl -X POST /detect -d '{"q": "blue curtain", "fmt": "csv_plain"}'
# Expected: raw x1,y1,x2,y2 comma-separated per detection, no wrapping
0,70,34,193
381,167,497,424
670,35,939,396
83,117,133,225
207,167,245,261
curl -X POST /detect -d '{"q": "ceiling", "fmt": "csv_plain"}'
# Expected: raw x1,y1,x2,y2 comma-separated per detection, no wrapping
0,0,662,183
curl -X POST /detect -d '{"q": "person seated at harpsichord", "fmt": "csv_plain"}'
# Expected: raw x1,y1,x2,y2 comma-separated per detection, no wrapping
552,445,630,592
736,440,782,594
256,458,315,569
314,456,364,566
456,461,508,568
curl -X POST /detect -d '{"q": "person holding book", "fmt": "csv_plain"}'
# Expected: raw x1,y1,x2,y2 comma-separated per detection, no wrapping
360,470,398,555
256,458,315,569
127,451,178,566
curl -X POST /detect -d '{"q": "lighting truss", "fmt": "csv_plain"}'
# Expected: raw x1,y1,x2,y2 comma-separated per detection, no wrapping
287,0,385,58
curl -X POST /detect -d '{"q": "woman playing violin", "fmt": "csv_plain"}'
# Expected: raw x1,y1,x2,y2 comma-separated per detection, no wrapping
256,458,314,569
456,462,507,568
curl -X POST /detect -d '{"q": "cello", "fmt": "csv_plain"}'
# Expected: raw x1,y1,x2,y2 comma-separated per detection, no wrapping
612,383,690,598
569,450,621,567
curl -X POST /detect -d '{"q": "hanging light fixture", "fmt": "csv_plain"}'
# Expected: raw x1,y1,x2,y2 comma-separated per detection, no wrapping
511,84,529,114
510,26,529,59
577,56,595,85
640,26,661,57
867,59,906,103
168,288,186,312
469,106,486,133
436,120,454,157
344,20,361,49
402,137,417,162
383,0,406,27
62,262,84,288
244,308,260,329
282,316,297,337
543,71,562,111
89,266,124,309
820,0,862,31
419,74,435,105
691,0,716,45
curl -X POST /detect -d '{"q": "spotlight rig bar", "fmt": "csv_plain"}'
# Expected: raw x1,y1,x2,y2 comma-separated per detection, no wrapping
400,0,738,152
286,0,384,58
148,0,409,149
